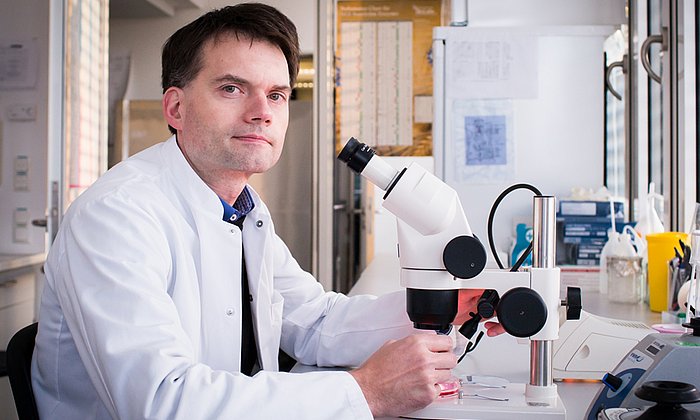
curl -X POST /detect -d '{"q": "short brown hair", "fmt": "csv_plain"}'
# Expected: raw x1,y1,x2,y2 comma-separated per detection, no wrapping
161,3,300,134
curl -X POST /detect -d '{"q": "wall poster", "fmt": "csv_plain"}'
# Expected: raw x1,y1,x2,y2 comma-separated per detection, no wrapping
335,0,443,156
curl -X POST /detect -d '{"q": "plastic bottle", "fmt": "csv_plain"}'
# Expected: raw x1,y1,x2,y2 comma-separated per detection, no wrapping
635,182,665,237
600,198,623,294
624,225,647,260
599,230,620,294
617,232,638,257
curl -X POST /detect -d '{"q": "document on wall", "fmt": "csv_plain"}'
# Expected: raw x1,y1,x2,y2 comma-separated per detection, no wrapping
339,21,413,147
0,39,38,89
449,99,515,183
446,31,537,99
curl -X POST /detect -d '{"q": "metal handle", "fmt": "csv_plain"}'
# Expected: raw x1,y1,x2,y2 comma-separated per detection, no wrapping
641,30,667,84
605,57,627,101
32,219,47,228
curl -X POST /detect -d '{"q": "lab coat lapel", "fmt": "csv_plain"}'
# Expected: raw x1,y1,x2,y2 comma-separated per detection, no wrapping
163,137,243,371
193,209,243,371
242,197,280,371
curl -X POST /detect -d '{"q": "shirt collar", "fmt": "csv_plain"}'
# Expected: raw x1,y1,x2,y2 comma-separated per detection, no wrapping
220,186,255,224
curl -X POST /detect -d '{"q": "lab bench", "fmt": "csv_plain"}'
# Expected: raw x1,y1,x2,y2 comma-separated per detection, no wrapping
303,253,663,419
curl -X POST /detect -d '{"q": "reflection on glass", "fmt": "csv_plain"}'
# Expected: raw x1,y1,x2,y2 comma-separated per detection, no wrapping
604,29,627,199
648,0,663,215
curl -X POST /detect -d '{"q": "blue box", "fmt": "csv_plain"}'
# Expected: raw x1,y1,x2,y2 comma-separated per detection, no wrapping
558,200,624,218
563,236,607,245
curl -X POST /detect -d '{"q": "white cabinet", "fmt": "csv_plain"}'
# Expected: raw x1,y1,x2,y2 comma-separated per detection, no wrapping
0,254,43,420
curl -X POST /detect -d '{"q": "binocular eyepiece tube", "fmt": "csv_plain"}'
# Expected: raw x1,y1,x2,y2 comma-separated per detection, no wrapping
337,137,399,192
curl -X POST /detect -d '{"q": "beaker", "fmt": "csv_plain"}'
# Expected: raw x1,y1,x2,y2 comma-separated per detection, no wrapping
607,256,644,303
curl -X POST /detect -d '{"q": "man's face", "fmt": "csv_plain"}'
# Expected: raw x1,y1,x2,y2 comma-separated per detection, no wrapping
171,34,291,179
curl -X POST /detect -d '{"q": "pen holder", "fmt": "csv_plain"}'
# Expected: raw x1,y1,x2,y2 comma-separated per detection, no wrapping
668,264,690,313
647,232,688,312
607,256,644,303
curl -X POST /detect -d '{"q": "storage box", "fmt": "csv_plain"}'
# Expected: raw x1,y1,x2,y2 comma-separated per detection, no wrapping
558,200,624,218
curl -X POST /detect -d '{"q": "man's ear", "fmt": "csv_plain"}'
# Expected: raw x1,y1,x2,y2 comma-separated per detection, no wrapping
163,87,184,132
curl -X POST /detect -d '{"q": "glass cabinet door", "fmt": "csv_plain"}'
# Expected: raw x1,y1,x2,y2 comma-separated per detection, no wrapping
608,0,697,230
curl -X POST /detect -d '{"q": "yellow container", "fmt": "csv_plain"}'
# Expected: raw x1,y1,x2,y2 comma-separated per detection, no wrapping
646,232,688,312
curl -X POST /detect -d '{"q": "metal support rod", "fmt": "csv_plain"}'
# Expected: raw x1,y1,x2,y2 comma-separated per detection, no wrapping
532,196,556,269
530,196,556,387
530,340,553,386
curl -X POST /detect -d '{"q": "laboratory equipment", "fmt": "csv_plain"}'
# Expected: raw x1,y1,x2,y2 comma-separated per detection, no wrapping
338,137,582,419
587,235,700,418
585,331,700,419
607,256,644,304
553,310,654,380
597,381,700,419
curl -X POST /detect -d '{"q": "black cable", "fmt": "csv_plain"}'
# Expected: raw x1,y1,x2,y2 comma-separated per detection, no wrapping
457,331,484,363
486,183,542,271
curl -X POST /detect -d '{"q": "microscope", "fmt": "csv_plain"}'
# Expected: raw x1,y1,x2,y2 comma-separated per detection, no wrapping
338,137,582,419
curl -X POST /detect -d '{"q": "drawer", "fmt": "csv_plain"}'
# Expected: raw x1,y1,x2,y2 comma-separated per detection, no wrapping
0,269,35,311
0,299,35,349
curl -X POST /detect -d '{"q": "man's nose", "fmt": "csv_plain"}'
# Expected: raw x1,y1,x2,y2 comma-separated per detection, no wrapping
246,94,273,125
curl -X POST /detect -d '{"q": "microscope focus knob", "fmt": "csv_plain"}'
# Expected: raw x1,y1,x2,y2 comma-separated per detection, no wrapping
496,287,547,338
442,235,487,279
564,287,582,320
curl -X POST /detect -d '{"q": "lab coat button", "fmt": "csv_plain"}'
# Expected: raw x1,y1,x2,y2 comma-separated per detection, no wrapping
256,220,263,227
248,294,253,302
230,228,237,234
226,308,234,316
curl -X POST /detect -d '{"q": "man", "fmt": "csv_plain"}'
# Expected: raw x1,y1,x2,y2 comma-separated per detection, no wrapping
32,3,501,419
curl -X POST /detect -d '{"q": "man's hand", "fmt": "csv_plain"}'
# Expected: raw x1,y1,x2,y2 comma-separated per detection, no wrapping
455,289,505,337
350,334,456,418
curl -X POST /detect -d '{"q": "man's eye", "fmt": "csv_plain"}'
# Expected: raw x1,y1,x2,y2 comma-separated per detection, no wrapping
223,85,239,93
269,93,285,101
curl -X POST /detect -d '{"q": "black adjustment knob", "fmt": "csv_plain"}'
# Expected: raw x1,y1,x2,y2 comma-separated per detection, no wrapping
566,287,582,320
496,287,547,338
635,380,700,405
602,373,624,392
682,317,700,337
477,290,499,319
442,235,487,279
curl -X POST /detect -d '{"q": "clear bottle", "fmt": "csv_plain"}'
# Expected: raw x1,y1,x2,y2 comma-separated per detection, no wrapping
599,230,619,294
607,230,644,303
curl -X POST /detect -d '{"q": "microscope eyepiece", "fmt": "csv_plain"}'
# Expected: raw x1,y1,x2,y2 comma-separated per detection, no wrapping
337,137,399,191
338,137,375,174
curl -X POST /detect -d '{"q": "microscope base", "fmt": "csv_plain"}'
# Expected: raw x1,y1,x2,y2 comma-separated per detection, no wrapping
404,383,566,420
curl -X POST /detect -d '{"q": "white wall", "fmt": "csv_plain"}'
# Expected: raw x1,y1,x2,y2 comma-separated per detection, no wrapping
109,0,316,101
0,0,50,255
450,31,613,255
447,0,626,258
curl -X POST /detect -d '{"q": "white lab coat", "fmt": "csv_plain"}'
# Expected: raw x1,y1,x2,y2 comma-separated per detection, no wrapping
32,136,414,419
